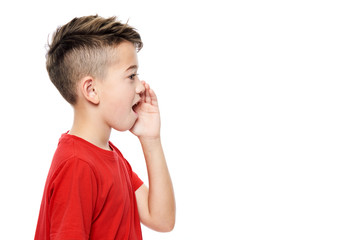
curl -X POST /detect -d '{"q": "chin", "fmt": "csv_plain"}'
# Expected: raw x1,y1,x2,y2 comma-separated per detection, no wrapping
113,119,137,132
113,125,132,132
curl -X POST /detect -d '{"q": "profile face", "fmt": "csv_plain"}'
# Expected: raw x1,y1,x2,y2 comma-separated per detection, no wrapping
97,41,144,132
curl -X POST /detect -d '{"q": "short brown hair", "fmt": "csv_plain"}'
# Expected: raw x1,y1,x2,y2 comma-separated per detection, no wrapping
46,15,143,104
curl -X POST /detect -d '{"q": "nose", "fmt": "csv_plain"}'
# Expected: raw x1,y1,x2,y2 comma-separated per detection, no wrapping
136,80,145,94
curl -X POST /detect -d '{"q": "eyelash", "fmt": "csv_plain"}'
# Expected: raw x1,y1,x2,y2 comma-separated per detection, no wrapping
129,73,138,80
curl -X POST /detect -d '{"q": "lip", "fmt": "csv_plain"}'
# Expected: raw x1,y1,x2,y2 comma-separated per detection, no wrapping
134,99,141,106
132,99,141,114
132,100,140,109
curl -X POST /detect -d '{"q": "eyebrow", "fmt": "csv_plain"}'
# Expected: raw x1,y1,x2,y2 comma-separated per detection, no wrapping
126,65,138,71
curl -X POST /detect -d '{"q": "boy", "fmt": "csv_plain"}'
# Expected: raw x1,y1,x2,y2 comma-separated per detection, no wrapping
35,15,175,239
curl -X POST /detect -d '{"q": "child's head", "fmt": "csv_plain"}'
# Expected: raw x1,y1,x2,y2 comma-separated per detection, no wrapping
46,15,143,105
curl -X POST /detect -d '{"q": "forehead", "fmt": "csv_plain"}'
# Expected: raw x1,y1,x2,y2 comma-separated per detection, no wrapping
110,41,138,70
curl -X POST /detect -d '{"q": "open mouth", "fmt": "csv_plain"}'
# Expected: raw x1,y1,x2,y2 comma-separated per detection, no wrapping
132,101,140,112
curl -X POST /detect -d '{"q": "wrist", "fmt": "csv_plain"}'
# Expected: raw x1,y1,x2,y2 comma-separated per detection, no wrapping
139,136,161,148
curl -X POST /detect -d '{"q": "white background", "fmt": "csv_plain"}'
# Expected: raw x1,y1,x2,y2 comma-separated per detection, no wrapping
0,0,359,239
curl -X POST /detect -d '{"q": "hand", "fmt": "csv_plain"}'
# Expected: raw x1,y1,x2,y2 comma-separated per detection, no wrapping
130,81,161,139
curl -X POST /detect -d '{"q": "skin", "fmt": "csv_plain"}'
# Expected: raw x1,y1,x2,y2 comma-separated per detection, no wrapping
69,41,175,232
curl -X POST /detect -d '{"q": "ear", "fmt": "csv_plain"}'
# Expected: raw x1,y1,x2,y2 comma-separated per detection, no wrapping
80,77,100,105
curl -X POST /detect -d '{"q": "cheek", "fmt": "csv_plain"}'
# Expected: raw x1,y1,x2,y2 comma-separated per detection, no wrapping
109,100,128,117
99,86,136,127
109,106,136,131
105,88,130,108
105,95,133,119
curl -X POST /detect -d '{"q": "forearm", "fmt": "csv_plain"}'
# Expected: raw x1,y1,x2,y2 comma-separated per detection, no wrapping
140,137,175,229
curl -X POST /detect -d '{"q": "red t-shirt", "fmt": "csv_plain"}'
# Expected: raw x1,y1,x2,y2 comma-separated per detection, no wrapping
35,133,143,240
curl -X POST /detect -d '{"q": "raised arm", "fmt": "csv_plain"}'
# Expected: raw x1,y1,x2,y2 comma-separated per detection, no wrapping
130,81,176,232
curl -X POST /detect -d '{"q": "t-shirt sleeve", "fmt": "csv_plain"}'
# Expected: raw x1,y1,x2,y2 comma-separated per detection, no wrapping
131,171,144,191
121,157,143,191
48,158,97,240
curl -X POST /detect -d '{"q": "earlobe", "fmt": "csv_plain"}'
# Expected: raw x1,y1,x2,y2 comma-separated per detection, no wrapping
81,77,100,105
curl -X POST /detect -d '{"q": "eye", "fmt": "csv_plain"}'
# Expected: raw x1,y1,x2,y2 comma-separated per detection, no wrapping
129,73,138,80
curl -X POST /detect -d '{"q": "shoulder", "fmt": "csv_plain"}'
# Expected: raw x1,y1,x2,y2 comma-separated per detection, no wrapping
53,133,109,167
50,136,97,173
48,135,100,182
49,156,97,185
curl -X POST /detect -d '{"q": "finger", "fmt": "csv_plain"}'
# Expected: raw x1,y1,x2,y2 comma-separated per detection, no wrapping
145,83,151,103
141,91,145,103
149,88,158,106
140,81,146,102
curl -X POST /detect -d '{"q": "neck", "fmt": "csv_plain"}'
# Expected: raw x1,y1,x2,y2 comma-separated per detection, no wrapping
68,106,112,151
